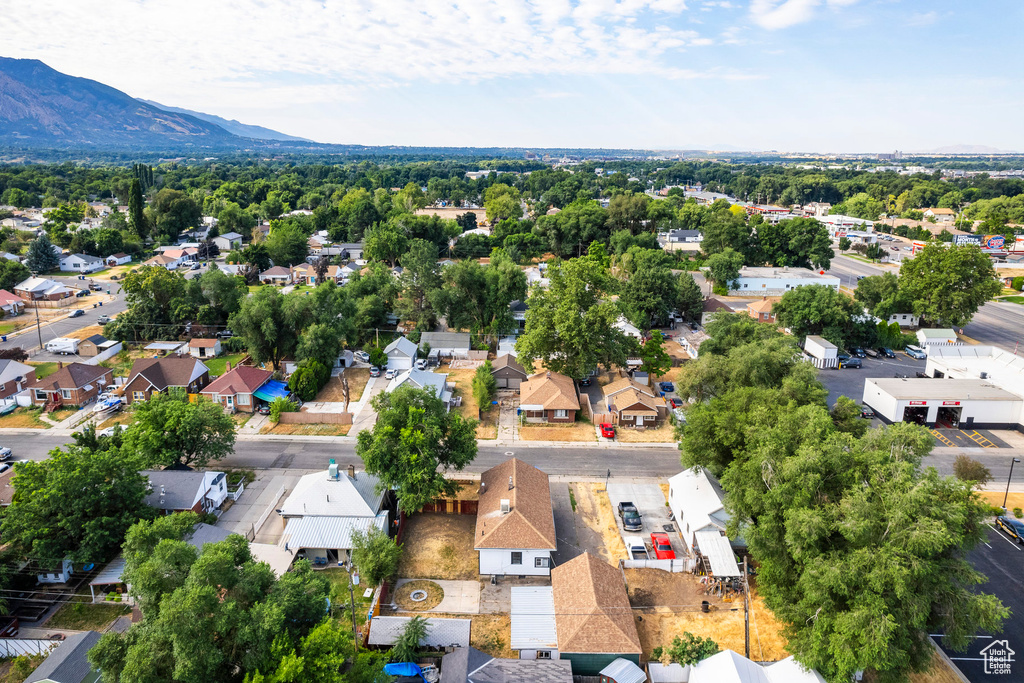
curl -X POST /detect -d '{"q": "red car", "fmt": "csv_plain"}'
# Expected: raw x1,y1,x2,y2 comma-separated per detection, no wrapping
650,532,676,560
599,423,615,439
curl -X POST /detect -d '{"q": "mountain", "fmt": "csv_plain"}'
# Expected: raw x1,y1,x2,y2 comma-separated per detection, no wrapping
918,144,1016,155
0,57,242,149
139,99,311,142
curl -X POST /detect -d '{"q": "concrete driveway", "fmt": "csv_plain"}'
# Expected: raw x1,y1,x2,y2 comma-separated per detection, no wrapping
605,482,679,555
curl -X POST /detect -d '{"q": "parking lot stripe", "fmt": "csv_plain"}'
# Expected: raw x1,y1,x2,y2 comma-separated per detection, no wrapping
965,430,997,448
930,429,955,447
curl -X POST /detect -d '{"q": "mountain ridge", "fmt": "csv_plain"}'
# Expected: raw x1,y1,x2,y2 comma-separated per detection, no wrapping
138,99,311,142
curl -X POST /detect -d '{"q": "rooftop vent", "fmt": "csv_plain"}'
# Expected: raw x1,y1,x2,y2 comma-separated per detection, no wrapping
500,499,510,514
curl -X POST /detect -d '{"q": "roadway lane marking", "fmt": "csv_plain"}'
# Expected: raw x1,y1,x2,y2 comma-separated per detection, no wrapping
990,526,1024,550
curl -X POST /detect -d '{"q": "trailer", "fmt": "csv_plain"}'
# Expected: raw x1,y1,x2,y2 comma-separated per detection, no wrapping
44,338,79,355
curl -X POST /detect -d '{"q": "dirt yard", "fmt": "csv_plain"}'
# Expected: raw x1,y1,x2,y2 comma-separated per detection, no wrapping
396,513,479,581
260,423,352,436
0,407,49,429
625,568,789,662
66,324,106,341
97,411,135,429
393,580,445,611
519,421,596,442
977,490,1024,511
447,369,497,439
613,421,677,443
315,368,371,404
572,483,626,562
415,206,489,224
426,612,512,659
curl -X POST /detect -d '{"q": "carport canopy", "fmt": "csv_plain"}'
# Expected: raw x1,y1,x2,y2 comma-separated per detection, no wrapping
253,380,290,402
694,530,741,577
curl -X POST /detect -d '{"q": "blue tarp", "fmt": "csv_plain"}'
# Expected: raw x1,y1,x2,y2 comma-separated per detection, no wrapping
383,662,422,677
253,380,290,402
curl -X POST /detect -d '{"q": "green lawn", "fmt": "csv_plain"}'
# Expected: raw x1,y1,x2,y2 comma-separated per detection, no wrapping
204,353,245,376
999,296,1024,305
27,361,59,379
46,602,130,631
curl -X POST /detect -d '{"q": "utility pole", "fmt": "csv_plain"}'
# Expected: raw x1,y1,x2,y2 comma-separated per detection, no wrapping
743,557,750,660
343,561,359,653
34,299,43,351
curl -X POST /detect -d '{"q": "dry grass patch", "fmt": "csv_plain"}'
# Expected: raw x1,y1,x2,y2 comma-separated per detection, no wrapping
976,490,1024,511
659,482,670,501
98,411,135,429
614,422,677,443
260,423,352,436
427,613,513,659
48,408,79,422
0,407,49,429
315,368,371,404
573,483,626,562
393,580,445,611
47,602,130,631
65,324,105,341
904,649,967,683
446,369,498,439
396,513,478,581
519,421,596,442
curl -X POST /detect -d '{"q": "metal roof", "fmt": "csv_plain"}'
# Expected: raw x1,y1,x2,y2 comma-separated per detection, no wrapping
866,378,1020,402
90,556,127,586
368,616,471,648
281,512,387,551
694,530,741,578
510,586,557,650
600,658,647,683
279,469,384,517
648,662,688,683
24,630,101,683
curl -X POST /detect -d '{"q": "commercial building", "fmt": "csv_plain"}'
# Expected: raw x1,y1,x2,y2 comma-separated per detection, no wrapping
803,335,838,369
862,377,1022,430
729,267,840,296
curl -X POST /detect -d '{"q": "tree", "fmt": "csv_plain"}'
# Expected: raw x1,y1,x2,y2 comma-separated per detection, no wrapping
704,248,744,291
515,257,630,379
830,395,868,438
838,236,852,252
229,287,303,371
619,263,677,329
771,284,860,347
471,360,497,415
854,272,914,321
953,454,992,488
364,222,408,267
0,259,29,292
121,512,203,617
350,527,403,586
898,244,1002,327
25,233,59,273
651,632,720,666
1,444,154,566
757,217,833,270
676,271,704,322
395,239,442,329
266,220,309,267
483,184,522,223
356,386,477,513
123,389,236,468
390,617,429,664
607,192,650,234
640,331,672,378
128,178,148,239
150,188,201,242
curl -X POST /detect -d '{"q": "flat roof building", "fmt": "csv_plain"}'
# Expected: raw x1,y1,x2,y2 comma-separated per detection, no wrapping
729,267,840,296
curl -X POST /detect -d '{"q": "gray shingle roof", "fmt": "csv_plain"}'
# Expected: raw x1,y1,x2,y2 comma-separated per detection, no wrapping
142,470,206,510
367,616,471,648
25,630,101,683
441,648,573,683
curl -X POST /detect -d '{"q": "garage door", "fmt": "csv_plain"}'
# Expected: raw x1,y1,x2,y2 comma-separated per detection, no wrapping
507,378,522,389
496,377,508,389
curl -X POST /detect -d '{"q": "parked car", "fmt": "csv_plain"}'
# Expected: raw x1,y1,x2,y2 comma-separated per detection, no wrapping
415,359,428,371
669,397,683,409
578,377,592,387
75,289,89,297
617,502,643,531
864,348,879,358
904,345,927,360
851,347,866,358
836,353,850,363
191,262,201,270
650,532,676,560
624,536,650,560
89,283,103,291
354,350,370,364
903,246,912,251
996,516,1024,543
0,447,11,461
689,322,699,331
96,426,121,438
890,246,899,251
860,407,875,419
0,463,9,475
97,315,112,325
659,382,675,393
878,347,896,358
599,423,615,439
369,366,380,377
384,369,396,380
839,358,862,369
69,309,85,318
216,330,234,339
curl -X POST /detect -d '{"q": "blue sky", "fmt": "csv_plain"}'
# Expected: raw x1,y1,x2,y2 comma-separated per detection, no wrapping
5,0,1023,151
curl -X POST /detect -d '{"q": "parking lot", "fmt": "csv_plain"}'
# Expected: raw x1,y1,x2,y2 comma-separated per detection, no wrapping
817,351,928,407
934,523,1024,682
605,482,680,557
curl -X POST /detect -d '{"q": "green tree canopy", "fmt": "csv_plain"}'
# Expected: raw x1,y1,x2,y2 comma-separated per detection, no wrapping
898,244,1002,327
771,284,860,347
25,233,60,273
123,389,236,468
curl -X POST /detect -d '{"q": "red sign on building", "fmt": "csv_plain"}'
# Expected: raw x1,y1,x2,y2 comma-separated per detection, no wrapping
909,401,927,406
942,401,961,406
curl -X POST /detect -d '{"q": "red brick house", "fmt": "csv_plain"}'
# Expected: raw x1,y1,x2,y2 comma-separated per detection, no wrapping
0,359,35,401
200,364,273,413
122,356,211,405
518,371,580,423
30,363,112,409
746,297,778,324
607,388,667,427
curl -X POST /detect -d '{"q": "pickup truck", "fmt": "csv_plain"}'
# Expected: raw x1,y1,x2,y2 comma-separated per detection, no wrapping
617,502,643,532
624,536,650,560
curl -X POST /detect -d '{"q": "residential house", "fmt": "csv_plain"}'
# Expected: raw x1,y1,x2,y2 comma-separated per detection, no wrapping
368,616,471,650
213,231,244,251
509,299,528,332
384,336,418,370
602,376,657,403
23,630,103,683
59,253,104,273
106,252,132,266
474,459,557,576
700,297,741,327
0,289,25,315
14,277,73,301
123,356,211,405
729,267,840,296
605,386,666,428
0,358,35,401
200,364,274,412
666,229,703,243
440,647,572,683
163,247,198,264
37,559,75,585
336,242,364,260
518,371,580,423
259,265,294,285
30,363,112,408
144,253,183,270
667,467,742,579
278,463,389,565
613,317,642,339
922,207,955,223
386,369,452,406
143,469,229,515
746,297,777,324
189,338,222,358
512,553,641,673
419,331,471,359
77,334,118,358
491,354,528,389
886,312,920,328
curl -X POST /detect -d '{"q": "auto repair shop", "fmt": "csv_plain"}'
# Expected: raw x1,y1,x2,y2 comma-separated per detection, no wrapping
862,377,1023,430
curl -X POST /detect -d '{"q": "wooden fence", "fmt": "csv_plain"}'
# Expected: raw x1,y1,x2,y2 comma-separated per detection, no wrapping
420,499,478,515
622,557,695,572
578,392,593,421
593,412,617,426
279,411,352,425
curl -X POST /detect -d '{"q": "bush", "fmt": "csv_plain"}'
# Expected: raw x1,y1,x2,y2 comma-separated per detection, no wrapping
712,283,727,296
1012,276,1024,292
221,336,247,353
269,396,298,423
952,455,991,487
288,360,330,401
1014,507,1023,519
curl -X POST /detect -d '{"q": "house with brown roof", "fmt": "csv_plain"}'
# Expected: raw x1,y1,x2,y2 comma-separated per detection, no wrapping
200,364,273,412
491,354,528,390
519,371,580,423
602,376,656,402
922,207,955,223
78,334,117,358
474,459,556,576
122,356,211,405
259,266,294,285
746,297,778,324
188,338,222,359
606,387,667,428
29,362,112,409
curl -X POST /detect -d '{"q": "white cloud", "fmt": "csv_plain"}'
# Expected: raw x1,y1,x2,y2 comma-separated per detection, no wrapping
908,11,938,26
748,0,859,29
0,0,727,110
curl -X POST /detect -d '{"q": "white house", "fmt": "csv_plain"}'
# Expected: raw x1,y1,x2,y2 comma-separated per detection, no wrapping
59,253,105,273
419,331,471,359
614,317,642,339
37,558,74,584
106,252,132,266
278,462,389,565
386,369,452,406
666,229,703,243
384,336,418,370
916,328,961,348
143,469,229,515
474,459,556,577
189,338,222,359
730,267,840,296
213,232,244,251
667,467,738,550
886,312,920,328
922,207,955,223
